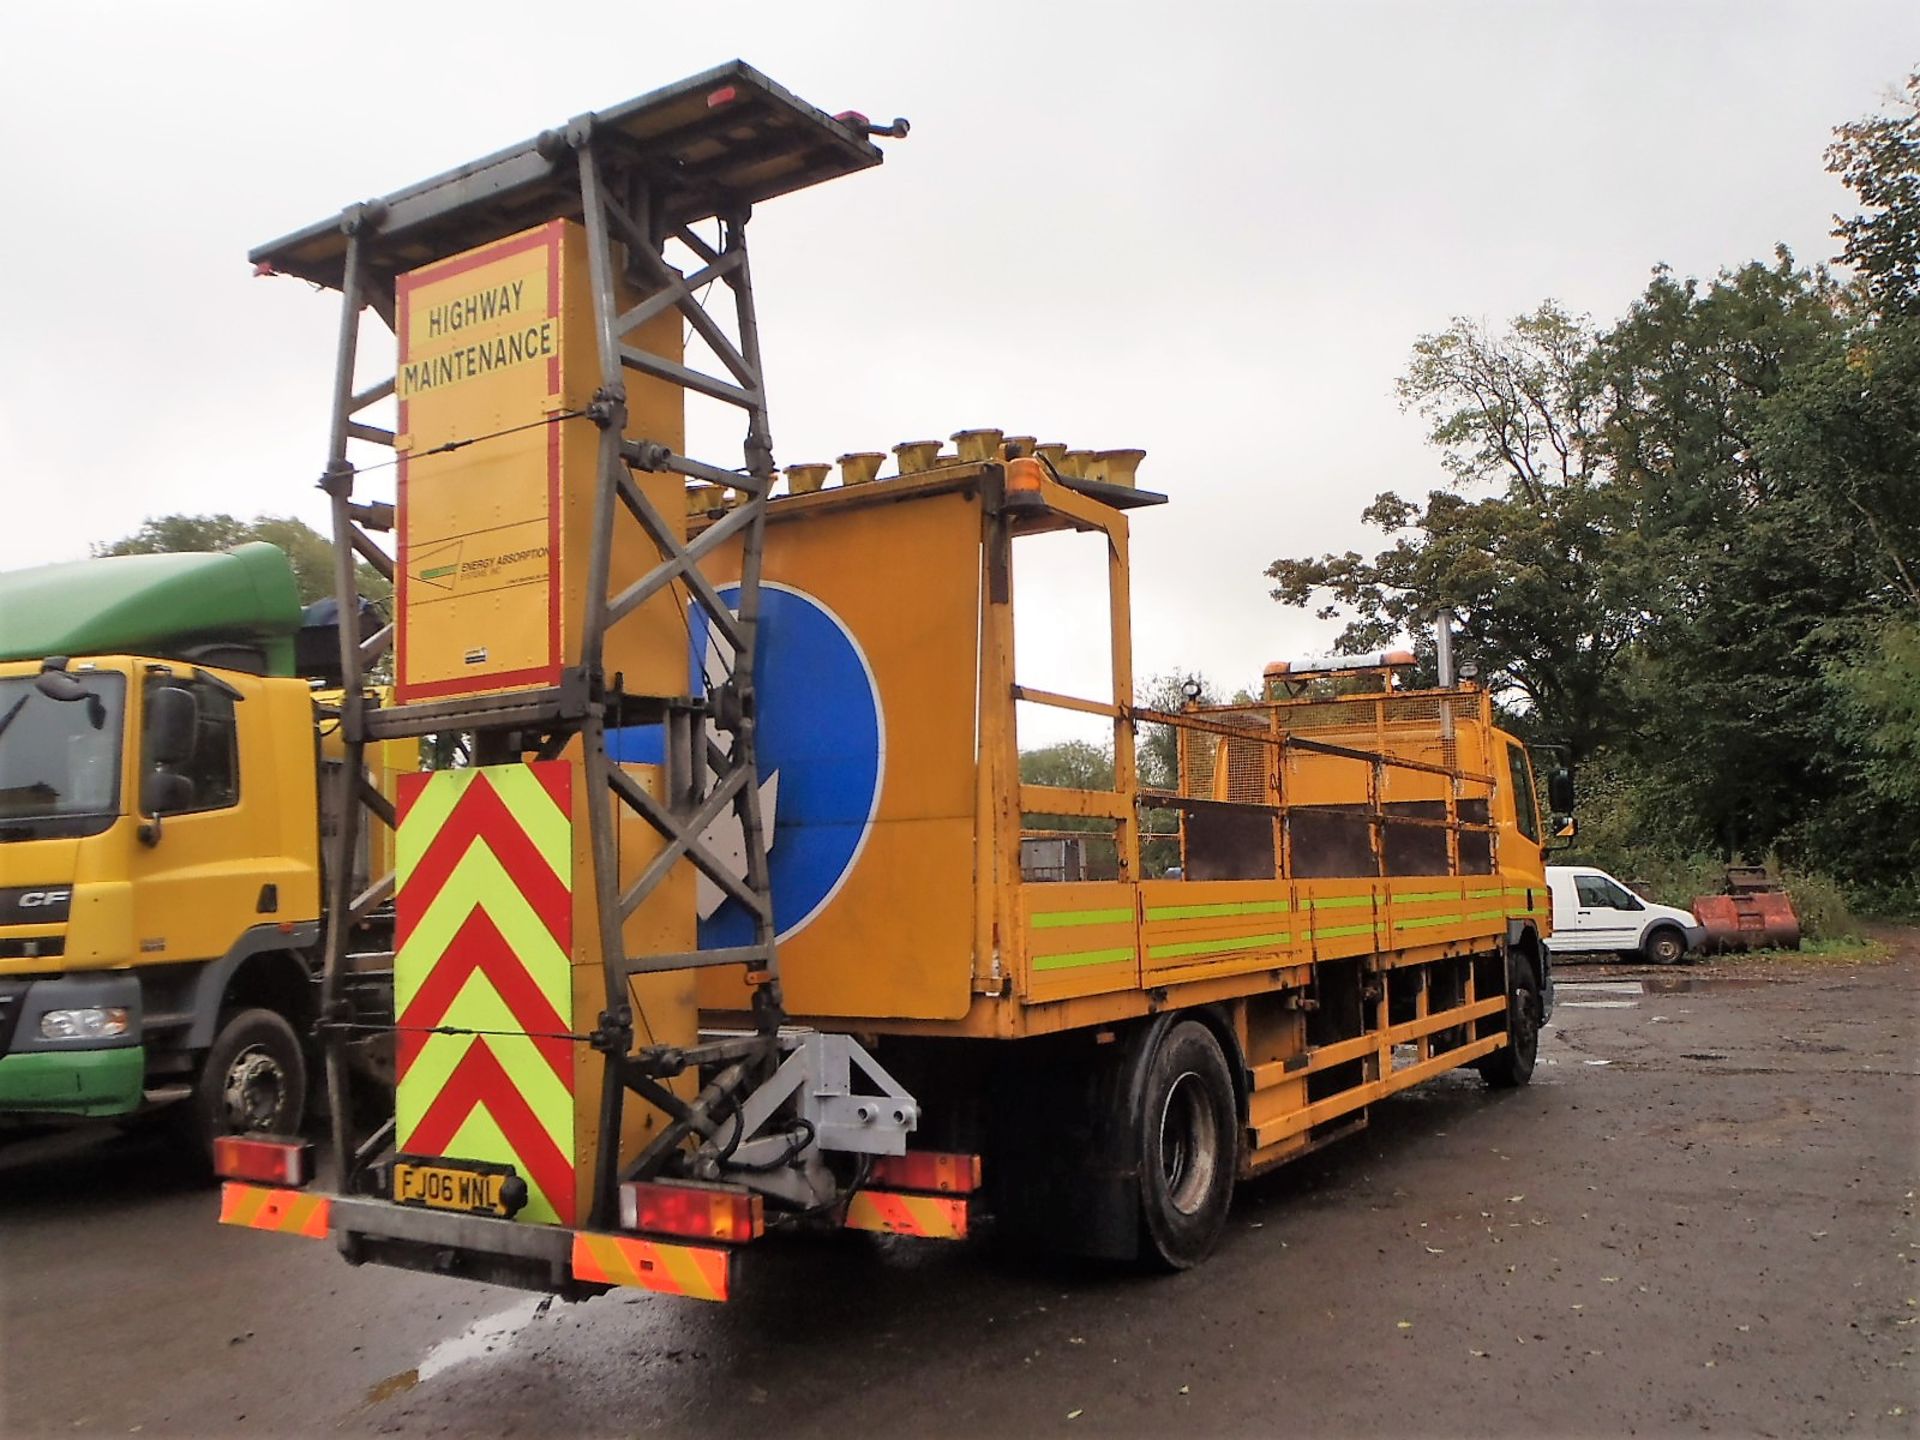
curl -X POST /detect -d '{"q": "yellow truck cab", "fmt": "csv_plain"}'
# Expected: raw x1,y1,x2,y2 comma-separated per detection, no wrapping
0,543,398,1151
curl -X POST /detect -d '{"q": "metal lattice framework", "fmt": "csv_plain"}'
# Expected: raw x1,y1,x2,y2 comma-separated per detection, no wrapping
252,63,896,1224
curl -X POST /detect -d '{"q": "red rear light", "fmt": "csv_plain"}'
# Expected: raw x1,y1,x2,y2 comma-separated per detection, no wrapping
213,1134,310,1187
868,1151,982,1194
619,1181,763,1242
707,85,738,108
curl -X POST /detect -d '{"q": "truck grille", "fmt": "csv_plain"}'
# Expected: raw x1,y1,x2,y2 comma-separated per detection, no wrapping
0,981,27,1053
0,937,65,961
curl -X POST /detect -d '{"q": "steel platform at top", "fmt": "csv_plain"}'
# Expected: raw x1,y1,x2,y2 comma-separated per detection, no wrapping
250,60,885,293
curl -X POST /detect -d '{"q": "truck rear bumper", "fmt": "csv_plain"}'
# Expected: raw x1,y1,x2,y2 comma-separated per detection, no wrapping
219,1184,736,1302
0,1046,145,1116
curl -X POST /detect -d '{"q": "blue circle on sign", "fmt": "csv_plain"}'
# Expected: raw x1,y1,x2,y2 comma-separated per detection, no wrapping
608,583,884,947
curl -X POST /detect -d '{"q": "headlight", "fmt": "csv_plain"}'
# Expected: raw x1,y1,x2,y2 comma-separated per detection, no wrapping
39,1007,130,1041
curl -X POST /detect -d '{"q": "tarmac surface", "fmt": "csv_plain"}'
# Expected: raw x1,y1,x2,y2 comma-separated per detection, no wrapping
4,935,1916,1438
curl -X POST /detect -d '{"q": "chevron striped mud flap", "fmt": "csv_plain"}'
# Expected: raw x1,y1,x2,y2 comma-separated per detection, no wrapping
394,761,578,1226
843,1189,970,1240
570,1231,733,1302
219,1182,332,1238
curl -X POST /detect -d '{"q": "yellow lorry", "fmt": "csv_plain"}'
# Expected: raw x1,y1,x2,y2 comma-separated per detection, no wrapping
0,543,410,1153
213,62,1564,1295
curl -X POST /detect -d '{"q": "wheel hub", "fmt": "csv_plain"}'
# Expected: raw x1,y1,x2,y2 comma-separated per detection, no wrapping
1159,1070,1220,1216
222,1048,286,1132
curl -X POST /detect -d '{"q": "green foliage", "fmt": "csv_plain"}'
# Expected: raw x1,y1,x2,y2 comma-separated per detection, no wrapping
1134,670,1216,877
1774,866,1859,943
1267,303,1644,758
1018,739,1119,878
1827,72,1920,320
96,513,392,610
1018,739,1114,796
1134,669,1216,790
1829,616,1920,808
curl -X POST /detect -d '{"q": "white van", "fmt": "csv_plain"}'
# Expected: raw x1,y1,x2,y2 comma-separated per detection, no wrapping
1545,866,1706,964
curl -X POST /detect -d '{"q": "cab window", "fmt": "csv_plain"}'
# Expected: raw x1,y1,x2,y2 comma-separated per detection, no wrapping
1574,875,1613,908
143,679,239,814
1575,874,1643,910
1505,741,1540,844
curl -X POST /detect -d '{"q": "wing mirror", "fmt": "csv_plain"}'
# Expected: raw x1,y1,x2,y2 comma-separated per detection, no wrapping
1546,769,1574,816
146,685,199,768
141,770,194,816
35,662,107,730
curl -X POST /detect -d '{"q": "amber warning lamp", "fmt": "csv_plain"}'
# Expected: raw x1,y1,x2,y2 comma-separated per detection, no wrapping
1005,456,1048,494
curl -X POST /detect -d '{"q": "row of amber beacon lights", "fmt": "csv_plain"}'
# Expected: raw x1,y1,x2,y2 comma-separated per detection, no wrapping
687,430,1146,513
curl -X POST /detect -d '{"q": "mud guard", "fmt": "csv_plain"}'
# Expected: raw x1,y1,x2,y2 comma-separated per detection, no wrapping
985,1009,1243,1263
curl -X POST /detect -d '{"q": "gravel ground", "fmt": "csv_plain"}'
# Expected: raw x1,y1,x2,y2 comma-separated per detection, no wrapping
4,933,1915,1438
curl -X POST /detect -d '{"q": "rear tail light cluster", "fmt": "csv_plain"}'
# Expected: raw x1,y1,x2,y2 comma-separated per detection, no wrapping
868,1150,982,1194
213,1134,310,1187
619,1181,764,1242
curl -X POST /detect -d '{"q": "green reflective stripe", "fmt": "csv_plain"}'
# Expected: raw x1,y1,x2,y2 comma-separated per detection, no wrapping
1146,899,1291,921
1030,907,1133,930
1031,947,1135,971
1468,908,1509,921
1307,895,1374,911
1149,931,1292,961
1310,923,1375,939
1394,913,1466,929
1466,887,1504,899
1392,890,1459,903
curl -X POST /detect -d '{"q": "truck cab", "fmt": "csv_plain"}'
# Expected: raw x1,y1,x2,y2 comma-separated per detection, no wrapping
0,544,380,1151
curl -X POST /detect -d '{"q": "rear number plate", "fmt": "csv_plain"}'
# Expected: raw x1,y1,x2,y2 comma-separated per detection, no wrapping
392,1157,516,1217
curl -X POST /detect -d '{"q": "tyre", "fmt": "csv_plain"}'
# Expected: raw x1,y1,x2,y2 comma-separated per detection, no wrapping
1136,1019,1237,1271
1479,966,1540,1089
1643,927,1686,966
184,1008,308,1161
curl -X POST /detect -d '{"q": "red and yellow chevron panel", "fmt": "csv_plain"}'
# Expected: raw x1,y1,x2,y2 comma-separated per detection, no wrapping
219,1182,331,1239
395,762,576,1225
570,1231,732,1303
843,1189,969,1240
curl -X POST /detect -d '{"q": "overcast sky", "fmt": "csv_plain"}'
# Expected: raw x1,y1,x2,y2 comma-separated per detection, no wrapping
2,2,1913,746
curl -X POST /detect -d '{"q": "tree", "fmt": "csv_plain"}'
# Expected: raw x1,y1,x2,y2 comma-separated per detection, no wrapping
1267,303,1644,759
1828,71,1920,320
1134,669,1218,791
1018,739,1115,794
96,513,391,610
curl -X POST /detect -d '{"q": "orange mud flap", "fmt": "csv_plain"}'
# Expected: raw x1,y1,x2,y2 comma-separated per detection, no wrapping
571,1231,732,1303
219,1182,331,1238
843,1189,970,1240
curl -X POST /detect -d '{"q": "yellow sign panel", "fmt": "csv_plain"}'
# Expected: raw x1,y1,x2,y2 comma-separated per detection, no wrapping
396,224,565,701
395,219,691,705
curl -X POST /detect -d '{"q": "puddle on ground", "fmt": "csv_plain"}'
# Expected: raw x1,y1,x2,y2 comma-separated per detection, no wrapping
1556,981,1643,1009
1640,974,1773,994
367,1294,552,1405
1556,975,1774,1006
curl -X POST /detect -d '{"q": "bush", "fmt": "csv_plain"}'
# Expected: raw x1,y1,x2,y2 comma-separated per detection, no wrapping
1774,865,1859,942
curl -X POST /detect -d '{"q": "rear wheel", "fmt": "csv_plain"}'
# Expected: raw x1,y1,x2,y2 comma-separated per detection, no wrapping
184,1008,307,1162
1479,967,1540,1089
1644,927,1686,965
1137,1020,1237,1271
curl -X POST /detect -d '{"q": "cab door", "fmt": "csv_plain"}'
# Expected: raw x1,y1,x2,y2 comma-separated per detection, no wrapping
126,673,274,970
1571,872,1641,951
